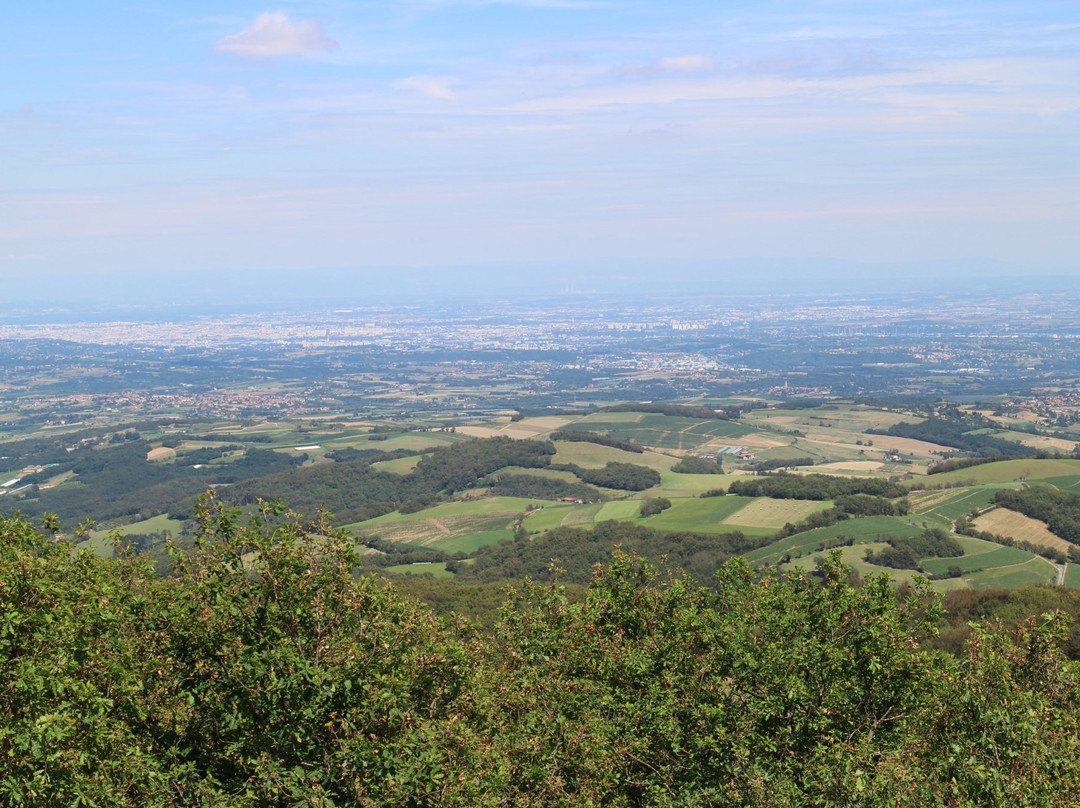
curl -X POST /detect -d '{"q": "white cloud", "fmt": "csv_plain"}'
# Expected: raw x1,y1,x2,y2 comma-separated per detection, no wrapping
656,55,714,73
391,75,460,100
215,12,337,59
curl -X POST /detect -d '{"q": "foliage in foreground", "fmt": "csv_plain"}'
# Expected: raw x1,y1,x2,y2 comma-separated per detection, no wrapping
3,501,1080,807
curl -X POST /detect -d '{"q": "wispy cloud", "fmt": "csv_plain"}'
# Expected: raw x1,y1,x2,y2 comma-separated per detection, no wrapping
392,75,461,100
656,55,714,73
215,12,337,59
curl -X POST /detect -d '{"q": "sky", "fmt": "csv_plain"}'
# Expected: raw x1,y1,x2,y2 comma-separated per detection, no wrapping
3,1,1080,301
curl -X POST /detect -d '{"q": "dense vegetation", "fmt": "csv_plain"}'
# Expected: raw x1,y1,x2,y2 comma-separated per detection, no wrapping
487,473,600,501
550,429,643,453
451,520,760,586
599,402,728,419
217,437,559,524
752,456,816,472
4,506,1080,806
554,461,662,491
17,441,304,526
771,494,908,539
670,455,724,474
870,414,1032,457
864,527,964,571
937,584,1080,659
725,473,907,500
927,455,1016,475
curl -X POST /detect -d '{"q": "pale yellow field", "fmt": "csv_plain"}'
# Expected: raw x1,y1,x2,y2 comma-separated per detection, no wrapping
813,460,886,473
455,425,504,439
499,416,575,438
716,433,788,450
799,431,952,458
1018,436,1078,452
365,514,510,546
908,489,961,512
723,498,825,529
972,508,1071,553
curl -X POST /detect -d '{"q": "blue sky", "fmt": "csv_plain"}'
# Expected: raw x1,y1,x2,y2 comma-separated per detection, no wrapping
3,1,1079,297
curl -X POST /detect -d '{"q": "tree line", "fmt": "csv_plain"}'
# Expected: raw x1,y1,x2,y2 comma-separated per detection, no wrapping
721,473,908,500
4,503,1079,806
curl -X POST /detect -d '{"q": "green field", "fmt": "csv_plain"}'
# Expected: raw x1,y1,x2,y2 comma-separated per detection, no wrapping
964,558,1058,589
382,561,454,578
919,459,1080,486
921,543,1034,575
655,471,740,498
91,512,185,537
346,496,555,552
568,413,754,451
641,496,766,535
551,442,677,472
907,487,1002,524
743,517,925,565
781,543,928,587
521,505,580,533
371,455,422,474
1065,564,1080,588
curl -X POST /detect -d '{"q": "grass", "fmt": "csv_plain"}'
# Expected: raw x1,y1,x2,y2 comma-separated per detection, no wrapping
641,496,766,535
345,496,554,550
429,530,514,554
780,544,926,587
383,562,455,578
92,513,185,539
552,442,677,472
1065,564,1080,588
522,505,579,533
744,517,925,565
722,498,832,529
655,471,739,498
371,455,422,475
907,487,1001,525
1035,475,1080,491
919,459,1080,486
965,558,1058,589
565,413,753,451
921,545,1035,575
594,500,645,521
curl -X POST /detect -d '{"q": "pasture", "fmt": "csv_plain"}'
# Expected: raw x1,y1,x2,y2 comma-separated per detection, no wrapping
640,496,770,535
722,497,831,529
907,487,1000,524
1065,564,1080,589
347,496,555,552
371,455,422,475
920,458,1080,486
743,516,925,566
551,442,676,472
382,562,454,578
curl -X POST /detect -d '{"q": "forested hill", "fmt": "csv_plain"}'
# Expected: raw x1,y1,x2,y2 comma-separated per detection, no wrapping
869,413,1032,457
195,436,558,523
4,505,1080,806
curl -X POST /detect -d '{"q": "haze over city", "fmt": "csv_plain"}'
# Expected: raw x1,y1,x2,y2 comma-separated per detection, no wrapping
4,0,1079,303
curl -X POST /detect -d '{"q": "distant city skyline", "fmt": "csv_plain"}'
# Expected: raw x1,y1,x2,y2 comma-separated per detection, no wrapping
4,1,1079,300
